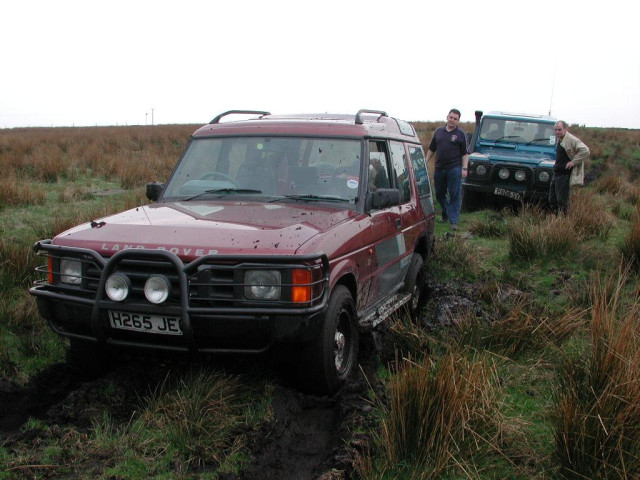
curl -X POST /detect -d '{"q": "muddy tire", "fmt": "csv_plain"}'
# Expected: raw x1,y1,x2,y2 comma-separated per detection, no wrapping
67,339,114,379
402,253,427,321
299,285,358,395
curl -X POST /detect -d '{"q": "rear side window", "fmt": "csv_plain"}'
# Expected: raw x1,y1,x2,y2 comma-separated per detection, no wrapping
389,141,411,204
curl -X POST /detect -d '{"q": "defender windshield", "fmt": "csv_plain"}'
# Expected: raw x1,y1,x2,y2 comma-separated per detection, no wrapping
479,119,556,146
162,137,363,203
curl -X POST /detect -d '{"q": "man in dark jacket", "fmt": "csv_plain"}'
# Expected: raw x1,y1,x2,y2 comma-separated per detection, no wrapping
425,109,469,230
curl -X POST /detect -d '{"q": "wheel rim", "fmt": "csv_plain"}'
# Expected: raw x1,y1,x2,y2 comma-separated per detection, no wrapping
410,268,424,312
334,311,351,374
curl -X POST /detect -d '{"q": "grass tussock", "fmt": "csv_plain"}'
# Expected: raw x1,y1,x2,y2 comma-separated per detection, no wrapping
508,193,614,261
508,209,578,260
0,175,46,208
447,294,585,358
592,171,640,205
553,269,640,479
362,353,501,479
429,234,479,281
467,211,509,238
135,369,249,468
619,208,640,271
0,238,41,288
567,188,615,238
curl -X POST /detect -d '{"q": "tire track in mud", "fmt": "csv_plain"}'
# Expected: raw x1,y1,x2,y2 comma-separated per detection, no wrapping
0,363,83,439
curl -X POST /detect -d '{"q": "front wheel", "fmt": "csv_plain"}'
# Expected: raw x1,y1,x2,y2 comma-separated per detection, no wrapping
299,285,358,395
402,253,427,321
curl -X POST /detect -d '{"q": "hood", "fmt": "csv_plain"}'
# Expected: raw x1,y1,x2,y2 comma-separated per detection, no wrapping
53,200,356,260
470,147,555,166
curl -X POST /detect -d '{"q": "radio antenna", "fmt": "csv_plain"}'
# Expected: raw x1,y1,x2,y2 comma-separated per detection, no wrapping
548,65,557,116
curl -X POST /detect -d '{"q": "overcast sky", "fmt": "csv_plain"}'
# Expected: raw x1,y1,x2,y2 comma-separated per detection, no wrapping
2,0,639,129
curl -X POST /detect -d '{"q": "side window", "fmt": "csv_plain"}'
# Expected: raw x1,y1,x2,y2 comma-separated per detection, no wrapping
368,141,390,192
409,146,431,197
390,141,411,204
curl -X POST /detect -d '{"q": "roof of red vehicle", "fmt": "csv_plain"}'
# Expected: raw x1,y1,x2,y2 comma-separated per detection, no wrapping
192,111,421,142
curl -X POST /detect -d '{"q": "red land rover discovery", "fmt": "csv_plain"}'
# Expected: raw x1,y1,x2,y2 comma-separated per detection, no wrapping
30,109,435,394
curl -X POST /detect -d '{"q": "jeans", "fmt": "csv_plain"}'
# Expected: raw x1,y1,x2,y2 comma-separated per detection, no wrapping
549,174,571,215
434,166,462,225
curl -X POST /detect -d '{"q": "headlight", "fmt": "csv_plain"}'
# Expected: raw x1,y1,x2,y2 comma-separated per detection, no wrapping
244,270,281,300
538,171,550,182
106,273,130,302
515,170,526,182
476,165,487,176
60,258,82,285
144,275,170,304
498,168,510,180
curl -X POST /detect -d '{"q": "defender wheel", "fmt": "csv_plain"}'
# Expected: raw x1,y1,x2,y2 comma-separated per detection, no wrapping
300,285,358,395
402,253,427,321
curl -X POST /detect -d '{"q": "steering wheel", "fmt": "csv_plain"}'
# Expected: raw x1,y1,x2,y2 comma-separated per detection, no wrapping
199,171,238,186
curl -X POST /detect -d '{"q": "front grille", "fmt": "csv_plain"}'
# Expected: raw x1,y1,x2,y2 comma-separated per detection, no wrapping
35,245,327,311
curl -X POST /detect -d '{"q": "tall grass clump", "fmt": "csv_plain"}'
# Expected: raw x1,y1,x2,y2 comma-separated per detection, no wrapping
619,209,640,271
364,353,501,479
428,234,479,281
467,211,509,238
445,295,585,358
101,369,255,473
0,175,46,208
552,270,640,479
0,238,41,288
568,188,615,239
508,207,578,260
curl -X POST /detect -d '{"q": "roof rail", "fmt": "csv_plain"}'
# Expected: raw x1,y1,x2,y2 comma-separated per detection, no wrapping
355,109,388,125
209,110,271,124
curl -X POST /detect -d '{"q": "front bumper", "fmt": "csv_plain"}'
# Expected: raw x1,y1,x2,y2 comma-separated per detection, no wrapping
30,241,329,354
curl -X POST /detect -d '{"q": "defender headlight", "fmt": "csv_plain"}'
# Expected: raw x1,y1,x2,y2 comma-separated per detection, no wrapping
144,275,170,304
538,171,550,182
244,270,281,300
498,168,510,180
515,170,526,182
476,165,487,176
60,258,82,285
106,273,130,302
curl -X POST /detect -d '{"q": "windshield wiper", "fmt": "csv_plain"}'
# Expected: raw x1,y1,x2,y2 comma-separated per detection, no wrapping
525,137,553,145
281,194,352,203
185,188,262,201
492,135,520,142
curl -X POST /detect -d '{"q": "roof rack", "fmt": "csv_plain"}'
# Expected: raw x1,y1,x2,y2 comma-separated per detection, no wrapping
209,110,271,124
355,109,388,125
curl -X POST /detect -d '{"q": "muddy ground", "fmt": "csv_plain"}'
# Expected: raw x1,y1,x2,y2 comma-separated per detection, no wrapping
0,278,480,479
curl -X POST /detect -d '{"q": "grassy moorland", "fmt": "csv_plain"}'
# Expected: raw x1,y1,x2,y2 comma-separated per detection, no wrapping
0,122,639,479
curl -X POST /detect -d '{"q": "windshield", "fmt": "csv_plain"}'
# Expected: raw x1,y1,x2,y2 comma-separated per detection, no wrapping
162,137,363,203
479,119,556,146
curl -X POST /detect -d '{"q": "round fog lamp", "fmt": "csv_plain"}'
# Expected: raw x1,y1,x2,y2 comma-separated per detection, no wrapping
515,170,526,182
476,165,487,176
539,171,550,182
144,275,170,304
498,168,510,180
106,273,130,302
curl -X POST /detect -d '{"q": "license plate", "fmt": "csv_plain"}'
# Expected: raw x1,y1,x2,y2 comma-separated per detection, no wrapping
494,187,522,201
109,311,182,336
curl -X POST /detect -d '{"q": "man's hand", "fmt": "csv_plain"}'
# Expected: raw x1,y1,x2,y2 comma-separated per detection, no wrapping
566,161,575,169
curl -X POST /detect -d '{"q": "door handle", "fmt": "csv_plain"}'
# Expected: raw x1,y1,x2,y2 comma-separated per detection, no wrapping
396,218,402,230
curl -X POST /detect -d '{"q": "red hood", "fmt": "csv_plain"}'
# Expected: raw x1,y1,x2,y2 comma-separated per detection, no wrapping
53,201,355,260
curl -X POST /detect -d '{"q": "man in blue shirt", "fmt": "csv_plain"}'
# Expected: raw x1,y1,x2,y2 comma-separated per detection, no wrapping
425,109,469,230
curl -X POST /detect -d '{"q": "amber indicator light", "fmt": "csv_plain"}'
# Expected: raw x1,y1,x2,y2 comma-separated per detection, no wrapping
292,269,311,303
